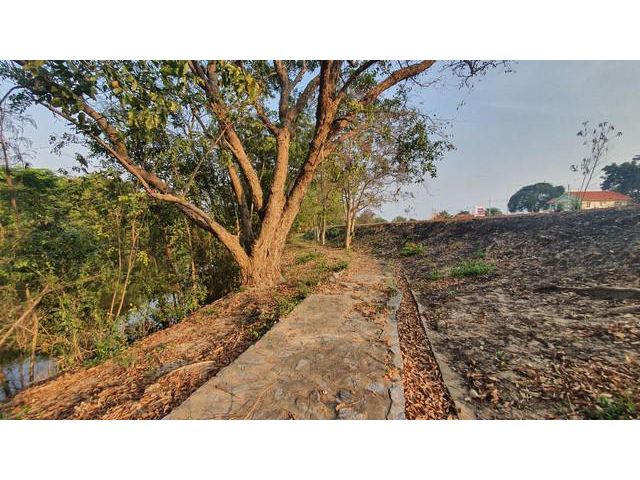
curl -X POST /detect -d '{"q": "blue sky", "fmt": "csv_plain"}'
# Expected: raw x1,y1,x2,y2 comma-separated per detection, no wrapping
4,61,640,219
384,60,640,219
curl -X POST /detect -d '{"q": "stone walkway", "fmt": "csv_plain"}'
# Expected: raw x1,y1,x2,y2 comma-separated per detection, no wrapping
165,259,405,420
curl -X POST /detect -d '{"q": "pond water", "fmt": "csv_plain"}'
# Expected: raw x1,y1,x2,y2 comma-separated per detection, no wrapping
0,294,194,403
0,298,169,403
0,356,58,402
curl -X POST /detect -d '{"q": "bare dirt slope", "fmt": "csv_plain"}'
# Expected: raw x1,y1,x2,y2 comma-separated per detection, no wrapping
357,207,640,419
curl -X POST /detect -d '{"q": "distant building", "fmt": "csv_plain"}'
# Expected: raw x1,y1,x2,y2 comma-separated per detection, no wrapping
473,206,486,217
548,190,632,211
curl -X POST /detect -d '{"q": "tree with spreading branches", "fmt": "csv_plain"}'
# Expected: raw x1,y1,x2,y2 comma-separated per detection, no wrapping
1,60,506,286
508,182,565,213
601,155,640,202
328,106,449,248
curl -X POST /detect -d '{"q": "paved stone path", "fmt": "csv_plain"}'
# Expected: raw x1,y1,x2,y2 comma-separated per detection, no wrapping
166,260,405,419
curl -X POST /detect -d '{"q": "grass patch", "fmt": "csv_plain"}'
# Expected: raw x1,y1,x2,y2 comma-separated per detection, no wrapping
249,290,308,339
1,405,30,420
249,315,278,339
295,251,324,265
330,260,349,272
277,291,306,317
114,350,136,369
315,258,348,274
450,259,496,278
299,275,320,288
399,242,426,257
495,350,508,368
427,270,441,281
471,249,486,259
249,244,349,340
584,395,638,420
425,256,494,282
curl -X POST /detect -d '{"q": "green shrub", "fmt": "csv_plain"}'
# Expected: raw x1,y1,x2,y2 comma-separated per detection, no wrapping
399,242,426,257
584,395,638,420
301,230,316,241
87,331,125,365
450,259,495,278
471,249,486,259
295,251,323,264
326,227,342,241
427,270,441,281
331,260,349,272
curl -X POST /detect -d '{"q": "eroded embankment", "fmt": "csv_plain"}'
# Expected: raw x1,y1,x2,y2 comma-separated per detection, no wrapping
0,243,352,419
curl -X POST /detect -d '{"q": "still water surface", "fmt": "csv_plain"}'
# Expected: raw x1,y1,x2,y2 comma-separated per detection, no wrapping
0,356,58,402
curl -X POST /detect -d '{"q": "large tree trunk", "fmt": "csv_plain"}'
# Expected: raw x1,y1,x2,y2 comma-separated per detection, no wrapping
240,235,287,287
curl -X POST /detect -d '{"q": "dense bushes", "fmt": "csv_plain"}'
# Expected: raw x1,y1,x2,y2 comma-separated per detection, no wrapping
0,168,237,367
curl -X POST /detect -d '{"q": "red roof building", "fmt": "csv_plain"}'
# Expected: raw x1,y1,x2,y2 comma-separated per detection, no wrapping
548,190,633,210
565,191,632,202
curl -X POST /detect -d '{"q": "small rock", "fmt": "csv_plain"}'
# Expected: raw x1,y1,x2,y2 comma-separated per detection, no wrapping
295,359,310,370
367,382,386,395
336,390,353,403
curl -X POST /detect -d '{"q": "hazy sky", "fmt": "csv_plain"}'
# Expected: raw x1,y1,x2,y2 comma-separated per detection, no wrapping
4,61,640,219
384,60,640,219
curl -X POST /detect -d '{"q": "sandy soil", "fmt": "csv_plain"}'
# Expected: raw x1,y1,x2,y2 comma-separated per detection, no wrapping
358,207,640,419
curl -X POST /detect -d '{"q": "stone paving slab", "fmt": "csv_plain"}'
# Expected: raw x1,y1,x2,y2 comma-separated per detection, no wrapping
166,264,405,420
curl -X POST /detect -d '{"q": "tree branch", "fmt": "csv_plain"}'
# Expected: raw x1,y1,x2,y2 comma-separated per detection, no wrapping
0,85,23,107
232,61,280,135
331,61,437,138
227,161,254,244
291,61,307,88
338,60,378,97
188,60,265,211
282,62,340,219
254,101,280,135
290,73,320,124
361,60,436,105
274,60,291,124
35,92,249,268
